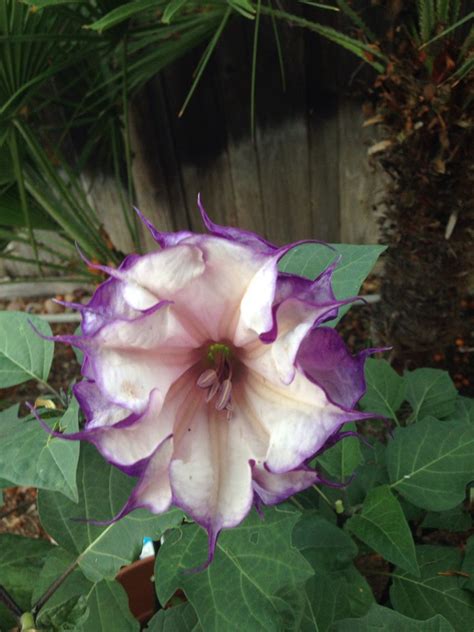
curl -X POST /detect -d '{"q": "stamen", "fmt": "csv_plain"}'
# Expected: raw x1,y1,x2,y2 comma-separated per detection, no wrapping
215,379,232,411
206,380,221,403
197,369,218,389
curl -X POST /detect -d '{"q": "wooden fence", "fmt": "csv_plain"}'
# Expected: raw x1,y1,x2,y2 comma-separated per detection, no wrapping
92,14,383,253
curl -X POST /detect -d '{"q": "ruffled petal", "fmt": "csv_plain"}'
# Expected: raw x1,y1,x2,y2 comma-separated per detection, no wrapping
198,194,277,254
296,327,373,408
87,304,201,411
251,462,319,505
241,368,373,473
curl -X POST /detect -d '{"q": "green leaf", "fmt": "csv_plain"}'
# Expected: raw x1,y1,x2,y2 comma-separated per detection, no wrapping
155,506,313,632
32,548,138,631
279,243,386,323
0,311,54,388
316,422,362,481
161,0,190,24
421,507,472,533
334,603,454,631
0,534,54,628
291,511,373,627
405,368,457,421
360,359,405,422
346,485,419,576
146,602,200,631
0,401,79,500
38,443,183,582
82,580,139,632
345,442,389,507
461,536,474,593
387,418,474,511
87,0,164,32
292,511,357,572
454,397,474,424
390,546,474,631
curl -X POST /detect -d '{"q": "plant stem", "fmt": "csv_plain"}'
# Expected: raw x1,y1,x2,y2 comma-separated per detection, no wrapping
31,559,78,615
0,584,22,619
312,484,333,508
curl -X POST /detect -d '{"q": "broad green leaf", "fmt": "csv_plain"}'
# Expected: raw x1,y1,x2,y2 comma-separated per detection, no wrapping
461,536,474,593
346,485,419,576
292,512,373,625
334,603,454,631
344,442,389,507
0,400,80,501
360,359,405,421
390,546,474,631
316,422,362,481
0,311,54,388
38,443,183,582
0,534,54,629
146,603,200,631
155,506,313,632
405,368,457,421
454,397,474,424
81,580,139,632
387,418,474,511
279,243,385,323
422,507,472,533
292,511,357,572
32,548,138,631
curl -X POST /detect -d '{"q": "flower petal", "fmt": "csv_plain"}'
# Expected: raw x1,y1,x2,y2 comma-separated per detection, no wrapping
170,397,261,560
242,368,372,473
251,462,319,505
198,194,277,254
88,304,201,411
296,327,373,408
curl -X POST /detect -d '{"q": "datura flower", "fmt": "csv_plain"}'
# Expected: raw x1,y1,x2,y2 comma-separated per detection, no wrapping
41,198,375,566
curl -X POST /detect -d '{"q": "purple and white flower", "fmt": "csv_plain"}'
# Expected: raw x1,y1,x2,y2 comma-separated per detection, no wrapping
44,198,375,565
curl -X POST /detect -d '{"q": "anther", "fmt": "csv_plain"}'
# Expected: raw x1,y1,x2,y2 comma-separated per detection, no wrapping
206,380,220,403
215,379,233,411
197,369,218,389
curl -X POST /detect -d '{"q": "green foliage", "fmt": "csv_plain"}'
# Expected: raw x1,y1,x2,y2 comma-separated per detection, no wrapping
390,546,474,631
0,311,53,388
0,400,80,500
0,534,54,629
360,358,405,422
146,603,199,631
387,418,474,511
346,485,419,576
335,604,454,631
155,506,313,631
316,422,363,481
405,368,457,421
38,443,183,582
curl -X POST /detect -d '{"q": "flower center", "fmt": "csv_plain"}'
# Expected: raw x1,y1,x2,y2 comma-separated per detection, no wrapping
197,343,234,419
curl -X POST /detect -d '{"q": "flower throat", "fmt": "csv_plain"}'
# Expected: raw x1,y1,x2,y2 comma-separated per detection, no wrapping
196,343,233,419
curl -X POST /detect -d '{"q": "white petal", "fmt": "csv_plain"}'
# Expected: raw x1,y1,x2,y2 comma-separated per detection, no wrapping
121,244,206,310
170,398,257,531
145,235,272,341
233,254,280,346
90,305,201,411
132,436,173,513
252,463,318,505
242,368,352,472
94,373,195,466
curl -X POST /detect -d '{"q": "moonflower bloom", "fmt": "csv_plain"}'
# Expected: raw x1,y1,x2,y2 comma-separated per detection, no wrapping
43,199,375,565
